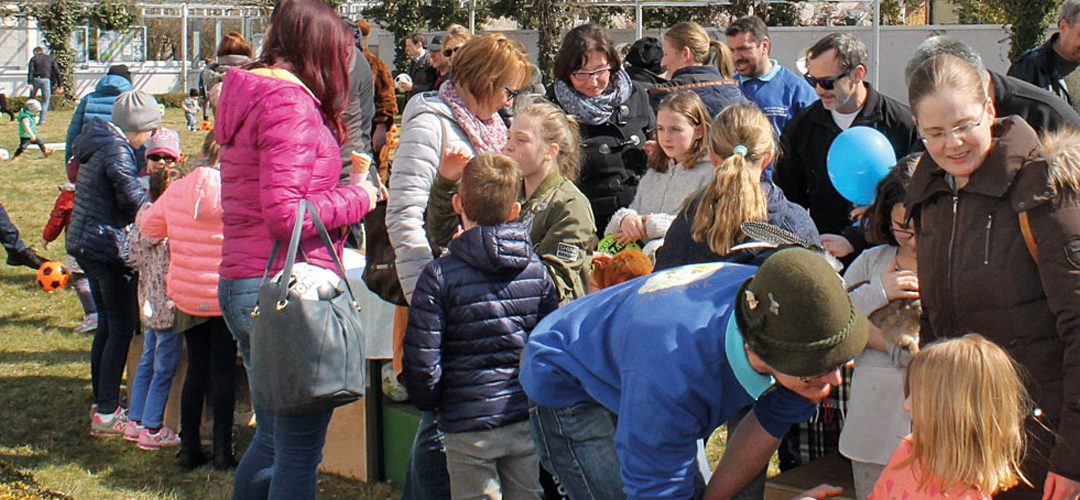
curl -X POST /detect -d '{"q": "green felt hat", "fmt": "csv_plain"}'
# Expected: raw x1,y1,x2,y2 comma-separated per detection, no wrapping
735,247,868,377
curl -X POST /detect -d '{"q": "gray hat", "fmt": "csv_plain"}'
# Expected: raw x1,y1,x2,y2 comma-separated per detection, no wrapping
112,90,161,132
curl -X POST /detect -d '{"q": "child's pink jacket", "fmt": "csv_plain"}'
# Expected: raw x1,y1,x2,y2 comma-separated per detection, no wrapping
140,165,224,317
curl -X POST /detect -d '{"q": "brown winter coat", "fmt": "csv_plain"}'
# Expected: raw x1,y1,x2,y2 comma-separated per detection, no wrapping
364,51,397,129
906,116,1080,487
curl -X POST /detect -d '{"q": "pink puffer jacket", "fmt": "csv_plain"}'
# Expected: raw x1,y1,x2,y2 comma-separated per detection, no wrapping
215,68,372,280
140,165,224,316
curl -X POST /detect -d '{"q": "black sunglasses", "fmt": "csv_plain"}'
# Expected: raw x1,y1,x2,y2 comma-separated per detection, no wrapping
804,70,851,91
147,153,177,163
442,47,459,58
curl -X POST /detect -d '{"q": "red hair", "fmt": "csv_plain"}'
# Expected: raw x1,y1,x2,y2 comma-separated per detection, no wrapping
258,0,352,142
216,32,253,57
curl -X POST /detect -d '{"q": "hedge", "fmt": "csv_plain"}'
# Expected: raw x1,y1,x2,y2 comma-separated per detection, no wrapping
7,92,190,112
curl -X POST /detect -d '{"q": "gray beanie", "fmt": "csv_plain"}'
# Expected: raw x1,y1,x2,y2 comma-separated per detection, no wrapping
112,90,162,132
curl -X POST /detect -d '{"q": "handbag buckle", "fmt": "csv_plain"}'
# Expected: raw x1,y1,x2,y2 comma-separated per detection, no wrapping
276,299,289,312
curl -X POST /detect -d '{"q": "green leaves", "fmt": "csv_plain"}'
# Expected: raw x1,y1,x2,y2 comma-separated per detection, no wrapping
88,0,139,33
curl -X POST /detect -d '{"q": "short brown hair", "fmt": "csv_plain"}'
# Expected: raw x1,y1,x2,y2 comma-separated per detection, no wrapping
459,153,522,226
554,23,621,84
725,16,769,44
217,32,254,58
451,33,531,104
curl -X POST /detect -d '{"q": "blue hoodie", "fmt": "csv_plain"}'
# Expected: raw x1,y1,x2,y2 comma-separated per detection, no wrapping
520,262,816,499
65,74,132,155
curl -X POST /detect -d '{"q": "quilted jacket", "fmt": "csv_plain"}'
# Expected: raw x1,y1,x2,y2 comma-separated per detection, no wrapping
215,68,373,279
65,74,132,155
140,165,224,317
66,118,147,265
402,223,559,433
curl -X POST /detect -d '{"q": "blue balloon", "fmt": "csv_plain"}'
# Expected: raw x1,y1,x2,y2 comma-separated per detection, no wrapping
826,126,897,206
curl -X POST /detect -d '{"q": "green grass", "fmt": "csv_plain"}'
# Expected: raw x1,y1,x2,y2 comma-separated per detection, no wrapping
0,109,400,499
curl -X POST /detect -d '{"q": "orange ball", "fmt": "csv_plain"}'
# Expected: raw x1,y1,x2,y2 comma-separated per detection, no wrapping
36,261,71,292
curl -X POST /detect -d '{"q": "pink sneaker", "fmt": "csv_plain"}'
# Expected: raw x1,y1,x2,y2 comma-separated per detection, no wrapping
90,408,128,437
123,420,143,442
136,426,181,450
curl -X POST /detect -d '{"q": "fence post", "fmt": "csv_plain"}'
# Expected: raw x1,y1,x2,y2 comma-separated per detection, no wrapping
181,3,189,93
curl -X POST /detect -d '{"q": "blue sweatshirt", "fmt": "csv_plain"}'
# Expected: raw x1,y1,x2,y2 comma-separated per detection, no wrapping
521,262,816,499
739,60,818,136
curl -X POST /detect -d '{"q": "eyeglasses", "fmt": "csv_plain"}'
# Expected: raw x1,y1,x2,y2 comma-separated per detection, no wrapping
147,154,177,163
442,47,460,58
570,67,611,82
804,70,851,91
918,104,988,146
502,85,524,101
797,359,852,384
891,220,915,239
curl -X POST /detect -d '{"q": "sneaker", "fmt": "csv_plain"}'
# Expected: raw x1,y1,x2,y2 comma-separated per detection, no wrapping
123,420,143,442
137,426,180,450
5,247,45,270
90,408,128,437
74,314,98,333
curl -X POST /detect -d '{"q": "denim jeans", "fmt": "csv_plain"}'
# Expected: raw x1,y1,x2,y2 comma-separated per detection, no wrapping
529,402,625,500
79,258,138,415
220,277,336,500
29,77,50,124
402,410,451,500
184,112,197,130
128,328,182,429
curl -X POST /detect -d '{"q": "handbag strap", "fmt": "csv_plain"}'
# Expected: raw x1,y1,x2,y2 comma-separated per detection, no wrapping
260,200,360,307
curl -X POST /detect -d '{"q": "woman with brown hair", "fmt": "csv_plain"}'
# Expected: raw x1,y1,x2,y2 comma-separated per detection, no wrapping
198,32,254,119
649,21,746,116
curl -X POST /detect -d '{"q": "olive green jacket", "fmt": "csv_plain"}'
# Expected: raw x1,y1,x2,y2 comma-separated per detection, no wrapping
427,170,596,303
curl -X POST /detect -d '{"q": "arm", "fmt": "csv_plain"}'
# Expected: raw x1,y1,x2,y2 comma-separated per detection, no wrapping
42,190,74,242
65,98,88,156
50,58,61,83
774,124,809,208
387,112,446,303
704,411,782,500
257,94,373,243
138,193,169,239
20,118,35,141
604,207,639,237
534,196,596,304
843,248,890,315
103,143,148,216
653,201,696,271
401,263,445,411
425,174,459,251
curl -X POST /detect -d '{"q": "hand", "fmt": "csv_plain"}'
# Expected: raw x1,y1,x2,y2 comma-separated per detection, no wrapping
372,123,388,155
850,205,869,220
396,80,413,93
1043,472,1080,500
881,269,919,301
55,86,63,94
40,239,49,250
820,234,855,258
795,484,844,500
351,175,378,203
643,139,658,157
440,146,472,182
617,215,646,244
377,183,389,202
29,135,37,143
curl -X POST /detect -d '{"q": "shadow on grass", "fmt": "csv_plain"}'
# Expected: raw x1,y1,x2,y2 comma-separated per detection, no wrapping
0,312,80,337
0,349,85,366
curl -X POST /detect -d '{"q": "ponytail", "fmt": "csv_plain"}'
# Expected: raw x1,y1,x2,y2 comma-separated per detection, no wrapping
709,40,735,81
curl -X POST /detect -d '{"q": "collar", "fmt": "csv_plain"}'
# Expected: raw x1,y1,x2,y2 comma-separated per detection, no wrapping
724,312,776,399
805,82,881,126
250,67,317,99
739,59,782,83
526,169,564,205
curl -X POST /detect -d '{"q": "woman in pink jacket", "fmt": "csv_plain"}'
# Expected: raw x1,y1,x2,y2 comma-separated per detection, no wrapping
213,1,376,498
140,131,238,471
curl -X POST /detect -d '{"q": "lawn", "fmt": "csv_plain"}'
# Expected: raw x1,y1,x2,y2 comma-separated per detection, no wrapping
0,108,399,499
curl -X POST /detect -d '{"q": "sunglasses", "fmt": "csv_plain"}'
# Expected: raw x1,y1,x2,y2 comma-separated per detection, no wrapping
147,154,177,163
442,47,460,58
804,70,851,91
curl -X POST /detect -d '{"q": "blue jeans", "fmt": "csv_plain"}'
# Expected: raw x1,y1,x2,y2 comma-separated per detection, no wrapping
128,328,182,429
529,402,625,500
79,258,138,415
401,410,451,500
29,77,50,124
220,277,336,500
184,112,197,130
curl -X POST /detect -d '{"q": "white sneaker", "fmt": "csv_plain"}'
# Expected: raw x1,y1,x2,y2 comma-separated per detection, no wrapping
74,314,98,333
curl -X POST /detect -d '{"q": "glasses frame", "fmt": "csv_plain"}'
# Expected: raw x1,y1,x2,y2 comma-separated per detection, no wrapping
570,67,612,82
146,153,178,164
442,46,460,58
804,69,852,91
918,101,990,147
890,219,915,239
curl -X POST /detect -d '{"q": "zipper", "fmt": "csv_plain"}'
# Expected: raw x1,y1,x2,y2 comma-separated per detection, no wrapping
983,213,993,265
946,193,960,327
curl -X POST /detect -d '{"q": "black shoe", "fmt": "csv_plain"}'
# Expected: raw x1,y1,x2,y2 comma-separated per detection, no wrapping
177,439,209,471
212,428,236,470
6,247,45,270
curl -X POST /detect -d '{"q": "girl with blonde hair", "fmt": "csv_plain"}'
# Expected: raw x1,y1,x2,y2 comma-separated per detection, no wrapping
868,334,1030,499
605,91,713,257
655,103,818,270
649,21,746,115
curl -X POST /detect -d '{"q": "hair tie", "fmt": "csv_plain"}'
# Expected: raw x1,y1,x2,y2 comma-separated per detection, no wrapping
732,145,749,158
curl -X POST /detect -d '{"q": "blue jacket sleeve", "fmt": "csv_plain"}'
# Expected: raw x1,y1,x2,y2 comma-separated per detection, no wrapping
751,386,816,439
66,98,88,156
402,262,446,412
615,370,707,499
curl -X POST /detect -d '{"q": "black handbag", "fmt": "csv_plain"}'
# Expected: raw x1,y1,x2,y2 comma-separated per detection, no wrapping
361,199,408,306
250,200,366,416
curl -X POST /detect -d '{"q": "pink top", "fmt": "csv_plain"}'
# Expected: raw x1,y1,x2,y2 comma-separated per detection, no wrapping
870,436,990,500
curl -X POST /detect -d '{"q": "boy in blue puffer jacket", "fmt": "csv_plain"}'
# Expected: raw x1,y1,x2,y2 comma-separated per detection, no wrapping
403,152,559,500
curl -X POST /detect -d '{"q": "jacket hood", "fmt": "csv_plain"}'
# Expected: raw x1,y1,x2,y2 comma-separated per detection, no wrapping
1035,124,1080,194
94,74,132,96
448,223,533,274
214,68,320,147
73,117,126,164
184,165,224,221
216,54,252,68
400,92,453,124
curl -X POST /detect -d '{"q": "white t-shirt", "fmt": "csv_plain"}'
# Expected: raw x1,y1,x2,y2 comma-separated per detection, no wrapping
831,108,860,130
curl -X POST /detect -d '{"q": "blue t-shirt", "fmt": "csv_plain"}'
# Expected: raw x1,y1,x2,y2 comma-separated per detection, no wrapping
739,60,819,136
521,262,816,499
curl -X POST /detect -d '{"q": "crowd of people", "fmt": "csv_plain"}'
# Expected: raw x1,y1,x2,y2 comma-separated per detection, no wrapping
2,0,1080,499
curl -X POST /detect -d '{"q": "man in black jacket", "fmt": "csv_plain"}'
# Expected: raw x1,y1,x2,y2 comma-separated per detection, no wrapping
26,46,61,125
1008,0,1080,116
905,36,1080,135
397,32,437,101
776,33,920,260
0,203,46,270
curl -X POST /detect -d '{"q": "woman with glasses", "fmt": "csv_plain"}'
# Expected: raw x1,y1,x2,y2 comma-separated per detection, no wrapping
906,54,1080,499
550,23,654,233
837,155,920,500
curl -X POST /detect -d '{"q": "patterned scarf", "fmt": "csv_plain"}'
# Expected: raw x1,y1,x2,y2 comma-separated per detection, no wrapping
438,80,508,153
554,67,634,126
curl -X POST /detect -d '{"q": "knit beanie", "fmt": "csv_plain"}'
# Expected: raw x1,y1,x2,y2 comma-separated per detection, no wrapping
112,90,162,132
145,128,181,160
24,99,41,113
734,247,868,377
